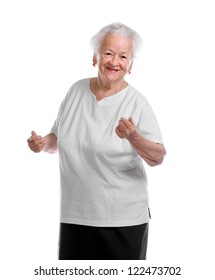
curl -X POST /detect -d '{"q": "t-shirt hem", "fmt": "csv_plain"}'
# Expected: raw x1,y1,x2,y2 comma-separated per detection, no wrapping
60,218,150,227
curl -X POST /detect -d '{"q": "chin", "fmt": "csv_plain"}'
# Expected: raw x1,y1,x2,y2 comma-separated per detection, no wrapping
104,73,122,81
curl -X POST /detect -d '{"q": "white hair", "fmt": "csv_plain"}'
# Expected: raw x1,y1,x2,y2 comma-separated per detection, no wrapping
90,22,142,59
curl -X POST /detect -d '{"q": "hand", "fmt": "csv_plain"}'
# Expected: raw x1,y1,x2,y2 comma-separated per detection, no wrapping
27,131,47,153
115,117,139,140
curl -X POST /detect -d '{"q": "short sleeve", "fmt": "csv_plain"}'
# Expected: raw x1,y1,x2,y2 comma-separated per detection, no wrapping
50,90,70,137
51,118,59,137
137,102,163,144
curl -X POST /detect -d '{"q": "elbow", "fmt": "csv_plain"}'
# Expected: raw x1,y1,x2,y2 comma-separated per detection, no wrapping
147,146,166,167
147,159,162,167
157,147,166,165
153,156,164,166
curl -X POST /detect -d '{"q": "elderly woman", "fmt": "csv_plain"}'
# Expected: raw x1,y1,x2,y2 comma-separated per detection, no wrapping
27,22,166,260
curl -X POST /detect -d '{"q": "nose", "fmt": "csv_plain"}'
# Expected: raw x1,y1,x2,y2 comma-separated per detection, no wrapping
110,55,119,66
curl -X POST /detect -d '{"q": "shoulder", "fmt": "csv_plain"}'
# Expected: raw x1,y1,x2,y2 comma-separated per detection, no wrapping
63,78,90,100
68,78,90,93
127,84,150,109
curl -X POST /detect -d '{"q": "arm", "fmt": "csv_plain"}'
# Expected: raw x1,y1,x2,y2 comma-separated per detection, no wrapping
27,131,57,153
43,133,58,153
115,117,166,166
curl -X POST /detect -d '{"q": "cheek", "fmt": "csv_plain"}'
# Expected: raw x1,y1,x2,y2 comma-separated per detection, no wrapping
97,58,108,69
122,63,131,72
97,55,108,63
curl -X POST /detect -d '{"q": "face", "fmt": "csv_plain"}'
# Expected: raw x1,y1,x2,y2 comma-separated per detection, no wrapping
93,34,133,84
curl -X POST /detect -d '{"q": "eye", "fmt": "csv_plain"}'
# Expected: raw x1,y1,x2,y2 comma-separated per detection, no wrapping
105,52,113,56
121,55,127,59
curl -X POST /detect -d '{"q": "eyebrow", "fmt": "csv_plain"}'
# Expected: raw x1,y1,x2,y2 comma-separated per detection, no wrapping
105,48,129,54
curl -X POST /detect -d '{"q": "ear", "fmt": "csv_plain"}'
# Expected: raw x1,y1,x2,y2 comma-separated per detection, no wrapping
128,61,133,72
127,61,133,74
92,54,97,66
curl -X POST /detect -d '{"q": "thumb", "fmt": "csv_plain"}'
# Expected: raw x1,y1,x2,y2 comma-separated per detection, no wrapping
31,131,40,140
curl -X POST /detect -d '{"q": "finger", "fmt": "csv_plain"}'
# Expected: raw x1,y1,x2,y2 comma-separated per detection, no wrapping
32,145,44,153
115,127,123,138
115,127,119,134
118,121,127,132
120,118,132,128
30,131,37,140
28,138,46,148
31,131,43,141
30,141,46,152
29,131,35,141
128,117,135,126
115,127,120,136
28,136,41,143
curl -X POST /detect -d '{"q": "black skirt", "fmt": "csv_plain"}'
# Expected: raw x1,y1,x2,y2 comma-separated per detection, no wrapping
58,223,148,260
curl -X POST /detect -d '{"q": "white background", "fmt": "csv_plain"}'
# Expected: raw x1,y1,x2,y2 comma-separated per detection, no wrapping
0,0,215,279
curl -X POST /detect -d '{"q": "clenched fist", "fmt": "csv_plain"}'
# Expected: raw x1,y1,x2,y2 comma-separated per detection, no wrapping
115,117,139,140
27,131,47,153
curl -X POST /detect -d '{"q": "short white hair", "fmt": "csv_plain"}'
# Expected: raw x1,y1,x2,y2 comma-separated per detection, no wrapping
90,22,142,59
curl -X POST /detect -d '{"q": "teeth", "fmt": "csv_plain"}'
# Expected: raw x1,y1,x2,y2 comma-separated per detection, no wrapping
107,67,118,71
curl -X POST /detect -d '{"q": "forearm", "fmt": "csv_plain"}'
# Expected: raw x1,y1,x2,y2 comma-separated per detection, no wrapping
43,133,58,153
115,117,166,166
128,131,166,166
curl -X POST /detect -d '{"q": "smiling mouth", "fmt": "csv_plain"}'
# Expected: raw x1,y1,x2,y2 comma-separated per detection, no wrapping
106,67,119,72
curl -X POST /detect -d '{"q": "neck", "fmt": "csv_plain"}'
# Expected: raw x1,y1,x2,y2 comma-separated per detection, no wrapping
91,78,128,101
97,78,126,90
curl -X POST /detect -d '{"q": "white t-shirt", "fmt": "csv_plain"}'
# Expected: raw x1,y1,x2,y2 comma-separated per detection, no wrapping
51,78,163,227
